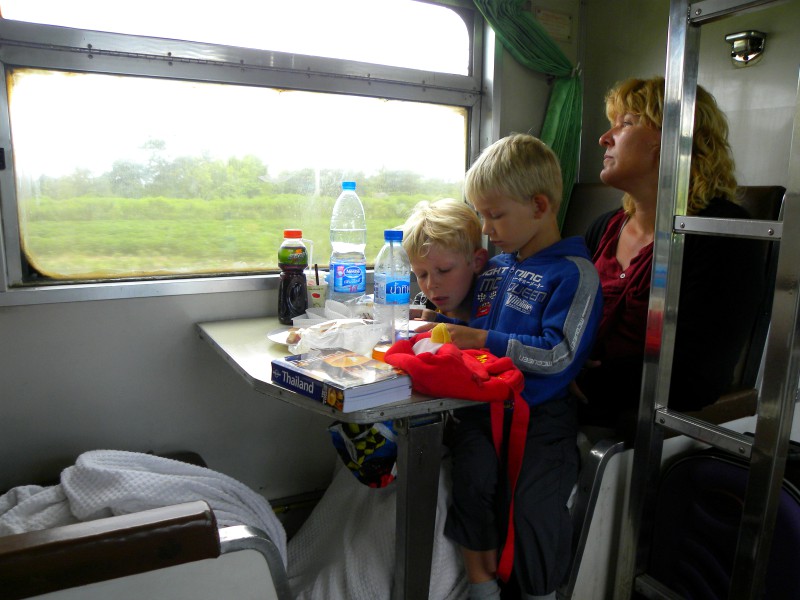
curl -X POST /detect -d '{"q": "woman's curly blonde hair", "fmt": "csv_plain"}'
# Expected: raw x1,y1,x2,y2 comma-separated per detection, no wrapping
605,76,737,215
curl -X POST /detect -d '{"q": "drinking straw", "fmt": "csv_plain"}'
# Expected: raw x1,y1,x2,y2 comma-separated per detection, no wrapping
314,264,319,285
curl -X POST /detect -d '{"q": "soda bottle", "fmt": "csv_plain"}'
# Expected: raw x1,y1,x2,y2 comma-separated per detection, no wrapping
278,229,308,325
329,181,367,303
373,229,410,344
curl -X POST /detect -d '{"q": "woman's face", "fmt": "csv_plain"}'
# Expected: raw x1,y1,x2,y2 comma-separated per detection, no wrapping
599,112,661,195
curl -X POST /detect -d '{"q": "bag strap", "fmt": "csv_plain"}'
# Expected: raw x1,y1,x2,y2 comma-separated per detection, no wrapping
495,389,530,583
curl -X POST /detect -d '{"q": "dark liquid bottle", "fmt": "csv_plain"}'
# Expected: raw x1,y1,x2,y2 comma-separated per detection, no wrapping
278,229,308,325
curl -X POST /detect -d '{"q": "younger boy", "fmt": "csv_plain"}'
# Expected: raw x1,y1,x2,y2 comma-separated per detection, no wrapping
402,198,488,322
335,200,486,489
438,134,602,600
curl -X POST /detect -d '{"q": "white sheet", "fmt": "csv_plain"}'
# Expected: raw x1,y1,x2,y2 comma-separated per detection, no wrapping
0,450,287,566
287,456,467,600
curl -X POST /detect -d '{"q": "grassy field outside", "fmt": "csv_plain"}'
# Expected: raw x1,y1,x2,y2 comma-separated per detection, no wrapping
21,193,443,279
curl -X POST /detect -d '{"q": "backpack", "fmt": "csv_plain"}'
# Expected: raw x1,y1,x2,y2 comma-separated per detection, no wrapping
647,439,800,599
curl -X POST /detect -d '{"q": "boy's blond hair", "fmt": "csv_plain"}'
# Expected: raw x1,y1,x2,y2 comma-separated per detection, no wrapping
402,198,483,263
464,133,562,212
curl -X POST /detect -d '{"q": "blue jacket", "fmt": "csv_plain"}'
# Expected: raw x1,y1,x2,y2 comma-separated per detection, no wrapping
442,236,602,407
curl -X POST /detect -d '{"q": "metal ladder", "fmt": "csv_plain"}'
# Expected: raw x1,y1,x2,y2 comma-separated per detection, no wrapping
613,0,800,598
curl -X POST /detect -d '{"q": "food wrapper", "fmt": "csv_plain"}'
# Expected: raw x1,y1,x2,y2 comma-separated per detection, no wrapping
291,294,374,327
291,308,331,328
323,294,374,320
288,318,385,357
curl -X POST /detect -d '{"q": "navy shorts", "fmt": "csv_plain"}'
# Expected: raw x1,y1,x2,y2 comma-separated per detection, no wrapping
443,395,579,596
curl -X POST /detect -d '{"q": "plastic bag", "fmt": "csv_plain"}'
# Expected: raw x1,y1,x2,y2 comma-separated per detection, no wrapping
324,294,374,320
287,318,385,357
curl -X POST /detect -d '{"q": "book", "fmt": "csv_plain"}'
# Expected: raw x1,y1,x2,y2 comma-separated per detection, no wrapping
271,347,412,412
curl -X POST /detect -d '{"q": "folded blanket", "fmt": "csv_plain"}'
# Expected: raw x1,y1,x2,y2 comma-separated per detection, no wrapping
0,450,287,566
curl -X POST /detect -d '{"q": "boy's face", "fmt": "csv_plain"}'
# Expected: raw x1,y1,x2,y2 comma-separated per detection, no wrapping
410,244,484,316
472,190,556,261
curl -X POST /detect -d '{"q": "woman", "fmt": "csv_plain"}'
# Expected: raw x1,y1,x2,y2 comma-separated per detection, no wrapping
576,76,764,437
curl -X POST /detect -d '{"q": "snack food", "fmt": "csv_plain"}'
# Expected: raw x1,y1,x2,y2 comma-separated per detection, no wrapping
324,354,371,368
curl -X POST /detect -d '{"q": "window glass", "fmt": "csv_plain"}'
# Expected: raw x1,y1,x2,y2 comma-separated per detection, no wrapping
0,0,469,75
11,69,468,279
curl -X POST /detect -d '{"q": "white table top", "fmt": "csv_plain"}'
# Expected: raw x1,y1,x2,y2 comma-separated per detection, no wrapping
197,317,472,424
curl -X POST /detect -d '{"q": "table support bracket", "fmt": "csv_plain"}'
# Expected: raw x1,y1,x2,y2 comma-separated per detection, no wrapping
392,413,445,600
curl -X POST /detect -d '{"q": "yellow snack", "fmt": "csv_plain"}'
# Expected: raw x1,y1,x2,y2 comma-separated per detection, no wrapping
430,323,451,344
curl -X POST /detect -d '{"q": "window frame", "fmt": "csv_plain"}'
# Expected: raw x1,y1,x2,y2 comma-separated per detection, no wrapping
0,0,485,306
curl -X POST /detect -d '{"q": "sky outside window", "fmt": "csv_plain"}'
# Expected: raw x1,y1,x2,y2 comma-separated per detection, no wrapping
10,70,468,181
0,0,469,75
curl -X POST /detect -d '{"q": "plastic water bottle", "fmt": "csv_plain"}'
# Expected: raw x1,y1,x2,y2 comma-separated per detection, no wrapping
329,181,367,303
278,229,308,325
373,229,410,344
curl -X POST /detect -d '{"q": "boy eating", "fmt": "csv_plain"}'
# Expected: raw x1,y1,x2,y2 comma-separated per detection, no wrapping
434,134,602,600
402,198,488,322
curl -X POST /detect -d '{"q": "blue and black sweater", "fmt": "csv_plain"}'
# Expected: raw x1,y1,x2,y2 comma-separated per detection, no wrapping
439,236,602,407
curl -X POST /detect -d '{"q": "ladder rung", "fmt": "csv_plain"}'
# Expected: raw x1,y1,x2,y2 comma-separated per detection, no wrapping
654,407,754,458
635,573,686,600
673,215,782,240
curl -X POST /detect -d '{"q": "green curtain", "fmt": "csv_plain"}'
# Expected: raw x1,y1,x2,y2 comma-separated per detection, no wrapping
472,0,582,228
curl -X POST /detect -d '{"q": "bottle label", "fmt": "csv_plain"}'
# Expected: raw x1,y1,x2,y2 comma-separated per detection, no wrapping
331,262,366,294
375,277,410,305
278,245,308,266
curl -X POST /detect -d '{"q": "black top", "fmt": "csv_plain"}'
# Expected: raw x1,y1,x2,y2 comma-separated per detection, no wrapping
578,198,766,430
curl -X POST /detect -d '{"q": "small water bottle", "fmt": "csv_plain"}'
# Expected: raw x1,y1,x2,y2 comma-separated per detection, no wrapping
278,229,308,325
373,229,410,344
329,181,367,304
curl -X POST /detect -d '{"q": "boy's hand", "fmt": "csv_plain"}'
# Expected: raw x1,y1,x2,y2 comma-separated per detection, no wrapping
569,380,587,404
410,321,436,333
441,324,488,349
410,307,439,322
570,359,601,404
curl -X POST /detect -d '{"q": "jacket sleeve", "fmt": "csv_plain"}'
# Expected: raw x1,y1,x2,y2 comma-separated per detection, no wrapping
433,313,468,326
484,257,601,385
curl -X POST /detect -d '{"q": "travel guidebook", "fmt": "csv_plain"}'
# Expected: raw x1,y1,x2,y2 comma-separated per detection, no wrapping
271,347,412,412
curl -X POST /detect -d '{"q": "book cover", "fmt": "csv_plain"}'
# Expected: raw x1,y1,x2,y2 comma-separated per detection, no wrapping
271,347,411,412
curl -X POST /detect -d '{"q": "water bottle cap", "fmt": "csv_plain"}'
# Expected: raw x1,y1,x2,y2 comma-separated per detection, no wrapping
384,229,403,241
283,229,303,238
341,181,356,190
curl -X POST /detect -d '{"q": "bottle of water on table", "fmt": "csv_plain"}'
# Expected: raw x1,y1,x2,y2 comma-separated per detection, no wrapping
374,229,410,344
329,181,367,304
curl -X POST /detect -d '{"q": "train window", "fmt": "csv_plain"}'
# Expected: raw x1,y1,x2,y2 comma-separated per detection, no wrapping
0,1,480,291
10,69,467,280
0,0,470,75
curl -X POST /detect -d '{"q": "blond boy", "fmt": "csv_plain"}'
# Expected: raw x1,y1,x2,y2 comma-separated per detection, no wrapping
438,134,603,600
402,198,488,322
